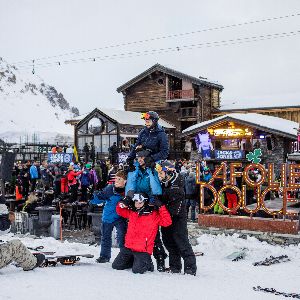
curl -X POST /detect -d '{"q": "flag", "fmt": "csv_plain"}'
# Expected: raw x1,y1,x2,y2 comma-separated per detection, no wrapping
73,145,79,162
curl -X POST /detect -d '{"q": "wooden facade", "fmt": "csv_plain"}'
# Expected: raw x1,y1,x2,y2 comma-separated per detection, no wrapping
214,106,300,123
117,64,223,149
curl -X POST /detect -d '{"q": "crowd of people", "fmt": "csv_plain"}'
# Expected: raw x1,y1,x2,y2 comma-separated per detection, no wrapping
0,110,202,275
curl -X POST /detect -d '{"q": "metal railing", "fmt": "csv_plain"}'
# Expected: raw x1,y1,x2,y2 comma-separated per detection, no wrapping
167,89,194,100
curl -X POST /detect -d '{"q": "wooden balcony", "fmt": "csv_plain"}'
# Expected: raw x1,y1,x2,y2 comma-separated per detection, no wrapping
167,89,194,101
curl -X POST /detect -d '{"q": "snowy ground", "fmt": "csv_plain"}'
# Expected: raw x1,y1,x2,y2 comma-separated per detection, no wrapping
1,233,300,300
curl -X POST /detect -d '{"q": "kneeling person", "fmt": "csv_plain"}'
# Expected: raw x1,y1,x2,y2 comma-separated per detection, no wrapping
112,193,172,274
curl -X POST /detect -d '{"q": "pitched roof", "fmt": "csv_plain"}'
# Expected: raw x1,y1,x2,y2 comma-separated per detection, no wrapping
66,108,175,129
182,113,298,139
116,63,223,93
219,103,300,112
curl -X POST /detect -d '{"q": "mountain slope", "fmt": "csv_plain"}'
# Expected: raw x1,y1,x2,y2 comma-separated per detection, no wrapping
0,57,79,143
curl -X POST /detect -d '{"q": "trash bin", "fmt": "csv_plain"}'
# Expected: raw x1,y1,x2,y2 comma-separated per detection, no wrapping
50,214,61,240
87,212,102,242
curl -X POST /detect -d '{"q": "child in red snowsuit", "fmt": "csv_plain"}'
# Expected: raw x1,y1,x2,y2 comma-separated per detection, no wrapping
112,193,172,274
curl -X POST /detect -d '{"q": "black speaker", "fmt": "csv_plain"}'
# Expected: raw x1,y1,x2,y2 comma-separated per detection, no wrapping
0,152,16,181
266,136,273,151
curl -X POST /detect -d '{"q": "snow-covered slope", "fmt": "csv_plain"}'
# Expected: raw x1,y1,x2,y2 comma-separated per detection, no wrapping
1,233,300,300
0,57,79,143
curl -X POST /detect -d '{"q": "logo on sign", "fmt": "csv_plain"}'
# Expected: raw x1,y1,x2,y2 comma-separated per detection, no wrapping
215,150,244,160
48,153,73,164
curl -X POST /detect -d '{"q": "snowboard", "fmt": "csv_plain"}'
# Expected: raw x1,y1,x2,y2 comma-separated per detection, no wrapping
253,255,290,266
28,246,56,256
226,248,248,261
41,254,94,267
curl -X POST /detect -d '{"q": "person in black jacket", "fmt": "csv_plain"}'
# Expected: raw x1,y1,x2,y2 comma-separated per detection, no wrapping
0,195,45,271
127,111,169,169
156,162,197,276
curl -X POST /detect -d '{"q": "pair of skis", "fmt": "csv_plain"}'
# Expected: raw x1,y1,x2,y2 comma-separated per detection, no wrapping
253,286,300,299
225,248,291,267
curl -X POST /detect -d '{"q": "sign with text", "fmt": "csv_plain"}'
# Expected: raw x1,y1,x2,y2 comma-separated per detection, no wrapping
118,152,129,164
215,150,244,160
48,153,73,164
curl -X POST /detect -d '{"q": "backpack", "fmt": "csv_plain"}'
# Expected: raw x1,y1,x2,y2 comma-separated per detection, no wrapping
81,170,91,186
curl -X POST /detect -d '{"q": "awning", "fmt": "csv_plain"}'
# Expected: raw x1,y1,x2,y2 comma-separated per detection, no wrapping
120,134,138,138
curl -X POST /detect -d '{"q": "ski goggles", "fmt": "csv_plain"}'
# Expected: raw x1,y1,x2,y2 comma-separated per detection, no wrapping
141,112,151,120
155,162,175,173
132,193,148,203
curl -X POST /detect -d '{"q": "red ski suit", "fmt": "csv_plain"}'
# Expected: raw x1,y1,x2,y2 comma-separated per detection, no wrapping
116,204,172,255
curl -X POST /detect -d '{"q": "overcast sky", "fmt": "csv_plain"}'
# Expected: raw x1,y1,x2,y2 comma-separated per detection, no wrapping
1,0,300,115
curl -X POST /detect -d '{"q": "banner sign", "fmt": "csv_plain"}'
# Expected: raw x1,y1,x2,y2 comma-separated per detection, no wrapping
196,161,300,216
215,150,244,160
48,153,73,164
118,152,129,164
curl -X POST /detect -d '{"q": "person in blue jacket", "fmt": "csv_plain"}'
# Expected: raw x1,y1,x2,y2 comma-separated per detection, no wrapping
125,150,168,272
29,161,39,192
127,111,169,168
92,170,128,263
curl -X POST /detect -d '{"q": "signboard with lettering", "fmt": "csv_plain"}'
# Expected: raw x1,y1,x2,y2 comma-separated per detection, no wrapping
48,153,73,164
118,152,129,164
215,150,244,160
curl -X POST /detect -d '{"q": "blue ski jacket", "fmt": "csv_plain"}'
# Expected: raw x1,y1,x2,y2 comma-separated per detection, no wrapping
91,185,124,223
128,124,169,162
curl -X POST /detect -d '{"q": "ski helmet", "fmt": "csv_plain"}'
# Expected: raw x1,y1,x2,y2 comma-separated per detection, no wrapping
156,161,175,175
141,111,159,123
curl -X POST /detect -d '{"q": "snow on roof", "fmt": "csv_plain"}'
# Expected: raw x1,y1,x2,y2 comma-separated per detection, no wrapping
220,102,300,111
182,113,299,138
69,108,175,129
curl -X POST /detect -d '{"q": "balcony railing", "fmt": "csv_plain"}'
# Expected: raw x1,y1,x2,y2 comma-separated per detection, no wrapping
167,89,194,100
180,107,197,118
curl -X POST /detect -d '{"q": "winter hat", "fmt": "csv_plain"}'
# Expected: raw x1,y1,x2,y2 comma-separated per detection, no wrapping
85,163,92,169
136,150,151,158
132,193,148,203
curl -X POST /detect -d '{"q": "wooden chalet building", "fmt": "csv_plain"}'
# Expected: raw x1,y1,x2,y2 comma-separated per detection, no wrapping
117,63,223,149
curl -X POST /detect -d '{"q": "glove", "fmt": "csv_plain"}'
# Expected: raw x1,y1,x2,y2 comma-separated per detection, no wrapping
144,156,155,168
151,195,163,209
119,195,132,208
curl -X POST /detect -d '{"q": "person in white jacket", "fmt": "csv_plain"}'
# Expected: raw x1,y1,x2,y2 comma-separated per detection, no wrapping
0,195,45,271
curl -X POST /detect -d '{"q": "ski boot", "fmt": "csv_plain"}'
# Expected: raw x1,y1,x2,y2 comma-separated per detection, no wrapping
165,267,181,274
184,266,197,276
156,255,166,272
96,257,110,263
25,253,45,270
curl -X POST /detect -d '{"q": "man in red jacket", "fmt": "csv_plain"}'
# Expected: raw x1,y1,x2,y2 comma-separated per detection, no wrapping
112,193,172,274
